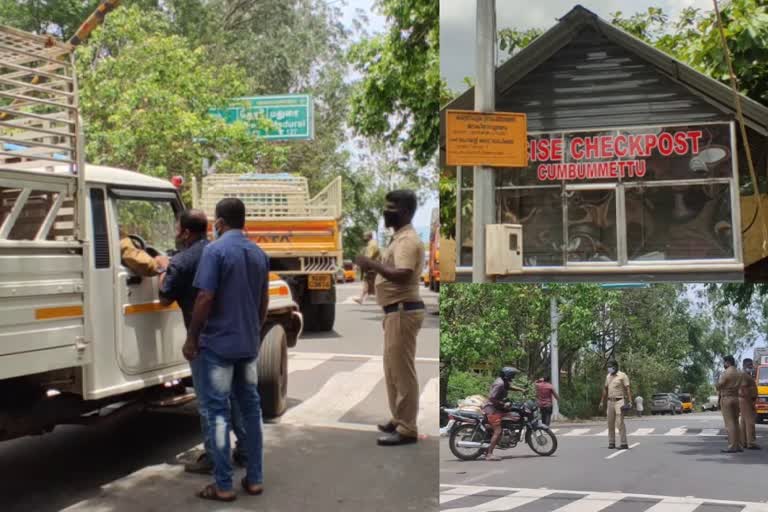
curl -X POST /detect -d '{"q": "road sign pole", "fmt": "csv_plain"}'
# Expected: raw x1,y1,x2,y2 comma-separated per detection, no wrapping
550,295,560,421
472,0,496,283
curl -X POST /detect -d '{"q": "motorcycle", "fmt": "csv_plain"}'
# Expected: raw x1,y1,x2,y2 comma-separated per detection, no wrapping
448,399,558,460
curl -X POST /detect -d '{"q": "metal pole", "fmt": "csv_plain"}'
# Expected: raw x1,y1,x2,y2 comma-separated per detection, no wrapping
472,0,496,282
550,295,560,420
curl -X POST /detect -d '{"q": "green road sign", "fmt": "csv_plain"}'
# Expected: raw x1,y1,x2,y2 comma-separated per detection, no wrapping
209,94,314,141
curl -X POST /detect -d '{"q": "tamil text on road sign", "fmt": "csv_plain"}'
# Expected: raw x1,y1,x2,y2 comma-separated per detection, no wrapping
209,94,314,141
445,110,528,167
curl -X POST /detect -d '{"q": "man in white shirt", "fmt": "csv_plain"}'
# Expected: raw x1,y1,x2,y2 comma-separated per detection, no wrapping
635,396,644,417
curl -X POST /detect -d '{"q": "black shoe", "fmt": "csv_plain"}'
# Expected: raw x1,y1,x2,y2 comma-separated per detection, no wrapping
377,422,397,433
619,445,630,450
377,431,418,446
608,444,616,449
184,453,213,475
721,448,743,453
747,445,762,450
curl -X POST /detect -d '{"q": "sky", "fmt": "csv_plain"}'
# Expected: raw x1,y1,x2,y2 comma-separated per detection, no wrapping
440,0,716,92
339,0,436,236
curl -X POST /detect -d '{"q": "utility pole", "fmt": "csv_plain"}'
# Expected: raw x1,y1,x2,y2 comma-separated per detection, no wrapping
550,295,560,421
472,0,496,282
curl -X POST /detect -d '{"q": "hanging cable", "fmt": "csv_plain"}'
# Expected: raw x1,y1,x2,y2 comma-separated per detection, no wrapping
712,0,768,256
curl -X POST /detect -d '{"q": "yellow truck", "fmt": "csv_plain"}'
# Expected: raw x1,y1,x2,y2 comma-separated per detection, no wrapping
754,347,768,423
195,173,342,332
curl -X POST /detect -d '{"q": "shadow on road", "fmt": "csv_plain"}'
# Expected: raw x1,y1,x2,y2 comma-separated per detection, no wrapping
668,439,767,466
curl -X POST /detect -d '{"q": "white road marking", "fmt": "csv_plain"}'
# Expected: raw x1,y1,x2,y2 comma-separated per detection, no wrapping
439,486,492,505
281,359,382,424
643,496,704,512
418,377,439,435
287,352,335,373
440,485,768,511
446,488,553,512
665,427,687,436
594,429,609,436
564,428,591,436
288,351,440,363
552,492,623,512
698,428,720,436
605,442,640,459
629,428,655,436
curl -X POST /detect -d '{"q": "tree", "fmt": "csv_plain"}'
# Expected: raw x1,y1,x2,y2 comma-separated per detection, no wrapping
74,6,283,185
348,0,450,167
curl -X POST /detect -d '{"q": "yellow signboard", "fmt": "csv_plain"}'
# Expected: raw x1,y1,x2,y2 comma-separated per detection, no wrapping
445,110,528,167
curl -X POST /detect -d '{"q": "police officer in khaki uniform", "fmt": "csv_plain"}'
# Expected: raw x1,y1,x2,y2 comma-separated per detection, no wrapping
716,355,743,453
599,360,632,450
119,227,168,276
739,358,760,450
356,190,424,446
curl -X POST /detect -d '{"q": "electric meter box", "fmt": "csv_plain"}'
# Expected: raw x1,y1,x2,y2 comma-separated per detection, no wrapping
486,224,523,275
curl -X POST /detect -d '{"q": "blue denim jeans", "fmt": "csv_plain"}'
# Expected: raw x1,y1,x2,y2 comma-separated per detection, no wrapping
190,357,247,461
196,348,264,491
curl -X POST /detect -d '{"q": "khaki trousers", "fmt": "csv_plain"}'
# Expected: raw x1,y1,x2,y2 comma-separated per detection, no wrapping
739,397,757,447
607,398,627,446
383,309,424,437
721,397,742,450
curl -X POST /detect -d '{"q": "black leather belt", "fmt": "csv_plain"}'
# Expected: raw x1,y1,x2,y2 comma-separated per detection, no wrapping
609,397,624,401
383,301,425,314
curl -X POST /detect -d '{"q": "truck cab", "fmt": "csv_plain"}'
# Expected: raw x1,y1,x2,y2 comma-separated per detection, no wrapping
755,364,768,423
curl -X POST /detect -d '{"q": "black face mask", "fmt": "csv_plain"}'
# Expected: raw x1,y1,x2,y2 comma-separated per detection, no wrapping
383,210,402,229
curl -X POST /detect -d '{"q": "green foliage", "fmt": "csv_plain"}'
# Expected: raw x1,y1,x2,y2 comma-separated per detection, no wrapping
348,0,450,166
74,6,283,182
446,371,493,406
442,284,743,418
497,27,544,55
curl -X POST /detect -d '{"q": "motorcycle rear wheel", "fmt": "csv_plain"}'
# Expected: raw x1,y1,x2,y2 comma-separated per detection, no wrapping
449,424,486,461
526,428,558,456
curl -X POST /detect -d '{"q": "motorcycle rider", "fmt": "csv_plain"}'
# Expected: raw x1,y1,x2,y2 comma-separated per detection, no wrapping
482,366,525,461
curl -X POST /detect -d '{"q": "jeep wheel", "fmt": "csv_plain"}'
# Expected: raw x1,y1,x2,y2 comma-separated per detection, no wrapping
258,324,288,418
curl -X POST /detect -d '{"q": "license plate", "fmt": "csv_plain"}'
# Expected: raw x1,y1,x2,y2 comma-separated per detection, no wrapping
308,274,332,290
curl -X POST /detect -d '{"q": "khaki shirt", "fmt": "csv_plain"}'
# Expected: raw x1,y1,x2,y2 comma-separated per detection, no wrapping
365,239,381,261
375,224,424,307
120,237,158,276
605,371,630,399
716,366,742,398
740,371,758,400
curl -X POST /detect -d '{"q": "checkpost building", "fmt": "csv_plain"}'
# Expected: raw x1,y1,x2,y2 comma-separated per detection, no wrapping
441,5,768,282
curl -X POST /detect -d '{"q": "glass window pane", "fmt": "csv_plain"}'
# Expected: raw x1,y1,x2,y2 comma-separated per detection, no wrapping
498,187,564,266
116,199,177,253
565,189,617,262
625,183,733,260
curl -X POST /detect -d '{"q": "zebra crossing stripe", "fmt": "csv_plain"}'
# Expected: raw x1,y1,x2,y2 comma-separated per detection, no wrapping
643,497,703,512
281,359,383,424
565,428,592,436
665,427,687,436
439,486,768,512
629,428,655,436
699,428,720,436
288,352,335,373
440,486,492,505
594,429,609,437
555,492,623,512
446,488,553,512
418,377,439,433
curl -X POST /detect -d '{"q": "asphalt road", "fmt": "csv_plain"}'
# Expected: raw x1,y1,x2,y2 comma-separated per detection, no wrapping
440,411,768,511
0,282,439,512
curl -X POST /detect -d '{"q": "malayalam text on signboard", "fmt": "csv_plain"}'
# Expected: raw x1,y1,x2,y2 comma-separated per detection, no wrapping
446,110,528,167
209,94,314,141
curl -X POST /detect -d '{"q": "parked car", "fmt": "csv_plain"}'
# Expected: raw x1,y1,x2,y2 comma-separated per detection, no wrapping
650,393,683,415
702,395,720,411
335,266,346,283
678,393,694,413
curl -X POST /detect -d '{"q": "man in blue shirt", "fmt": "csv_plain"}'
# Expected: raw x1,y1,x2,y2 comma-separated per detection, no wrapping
185,198,269,502
158,209,247,475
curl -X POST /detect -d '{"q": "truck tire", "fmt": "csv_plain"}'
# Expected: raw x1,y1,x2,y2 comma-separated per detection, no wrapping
257,324,288,418
313,302,335,332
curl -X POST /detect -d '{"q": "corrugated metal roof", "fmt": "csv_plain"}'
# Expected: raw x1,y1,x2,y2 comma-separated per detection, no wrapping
440,4,768,148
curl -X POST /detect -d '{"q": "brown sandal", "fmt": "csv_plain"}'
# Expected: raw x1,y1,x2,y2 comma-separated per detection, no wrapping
197,483,236,502
241,477,264,496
